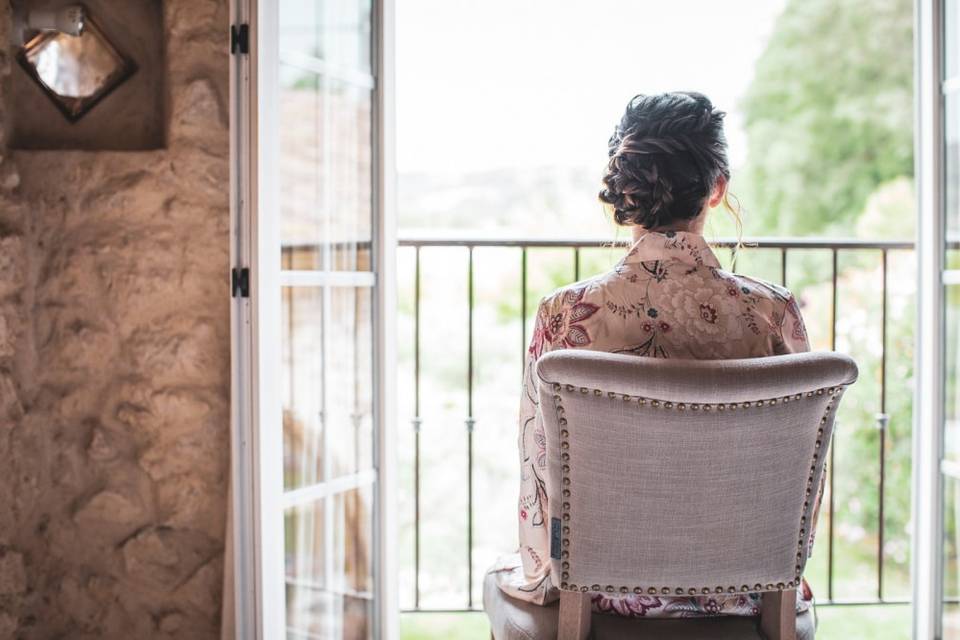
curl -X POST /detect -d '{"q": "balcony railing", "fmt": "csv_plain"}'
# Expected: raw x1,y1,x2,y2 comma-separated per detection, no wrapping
397,236,916,614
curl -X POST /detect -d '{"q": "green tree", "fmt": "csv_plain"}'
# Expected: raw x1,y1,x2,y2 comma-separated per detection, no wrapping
734,0,917,602
738,0,913,237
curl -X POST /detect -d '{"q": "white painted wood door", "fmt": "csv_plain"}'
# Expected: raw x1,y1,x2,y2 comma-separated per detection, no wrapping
230,0,396,637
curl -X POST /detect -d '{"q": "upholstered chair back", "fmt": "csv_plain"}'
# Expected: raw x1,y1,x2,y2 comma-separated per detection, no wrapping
535,351,857,615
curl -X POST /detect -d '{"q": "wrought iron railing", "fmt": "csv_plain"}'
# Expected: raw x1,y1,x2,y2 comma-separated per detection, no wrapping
398,237,915,613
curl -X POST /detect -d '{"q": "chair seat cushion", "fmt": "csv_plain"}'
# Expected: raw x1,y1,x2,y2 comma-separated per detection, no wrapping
483,571,816,639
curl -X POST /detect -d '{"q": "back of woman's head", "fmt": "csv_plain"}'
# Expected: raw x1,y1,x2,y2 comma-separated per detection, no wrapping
599,92,731,229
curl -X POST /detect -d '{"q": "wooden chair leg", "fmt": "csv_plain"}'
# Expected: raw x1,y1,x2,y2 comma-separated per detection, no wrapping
759,588,797,640
558,590,591,640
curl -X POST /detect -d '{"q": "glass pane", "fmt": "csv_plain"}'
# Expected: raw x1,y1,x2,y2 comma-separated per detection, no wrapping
25,24,122,97
279,66,373,272
947,93,960,265
950,9,960,636
948,286,960,463
283,286,374,489
280,63,320,271
949,0,960,81
328,286,375,479
286,487,374,639
18,14,135,121
946,475,960,638
280,0,373,74
882,252,917,600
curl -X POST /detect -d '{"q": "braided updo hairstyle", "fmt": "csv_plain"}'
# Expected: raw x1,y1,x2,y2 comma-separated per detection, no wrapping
599,92,732,229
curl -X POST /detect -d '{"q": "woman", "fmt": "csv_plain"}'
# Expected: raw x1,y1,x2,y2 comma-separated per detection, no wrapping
492,92,813,618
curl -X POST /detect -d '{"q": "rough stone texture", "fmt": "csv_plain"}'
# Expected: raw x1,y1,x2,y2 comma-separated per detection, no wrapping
0,1,230,637
0,551,25,596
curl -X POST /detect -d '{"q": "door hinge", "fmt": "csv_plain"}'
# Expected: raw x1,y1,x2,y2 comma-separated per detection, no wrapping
231,23,249,54
232,267,250,298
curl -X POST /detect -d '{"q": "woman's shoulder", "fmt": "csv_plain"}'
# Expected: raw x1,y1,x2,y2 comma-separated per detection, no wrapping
538,273,611,311
710,268,809,350
711,268,797,305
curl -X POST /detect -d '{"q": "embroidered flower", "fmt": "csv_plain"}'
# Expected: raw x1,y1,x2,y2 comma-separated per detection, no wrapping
786,296,808,342
528,288,602,356
727,287,739,297
801,579,813,601
528,308,550,359
520,508,527,520
549,314,563,335
593,594,665,617
538,287,600,348
642,322,654,332
659,321,671,333
534,426,547,468
703,599,721,615
742,309,762,335
655,274,747,347
647,307,659,318
606,300,646,318
662,598,710,617
641,260,668,282
699,303,718,324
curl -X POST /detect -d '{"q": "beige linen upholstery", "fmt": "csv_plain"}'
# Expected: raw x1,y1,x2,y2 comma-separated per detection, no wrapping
486,351,856,639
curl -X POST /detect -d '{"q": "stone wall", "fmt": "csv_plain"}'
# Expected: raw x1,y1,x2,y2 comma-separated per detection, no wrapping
0,2,231,638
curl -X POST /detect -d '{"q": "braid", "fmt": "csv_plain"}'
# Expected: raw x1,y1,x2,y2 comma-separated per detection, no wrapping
599,92,730,229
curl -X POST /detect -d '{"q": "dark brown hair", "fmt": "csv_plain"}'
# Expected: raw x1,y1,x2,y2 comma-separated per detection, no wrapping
599,92,731,229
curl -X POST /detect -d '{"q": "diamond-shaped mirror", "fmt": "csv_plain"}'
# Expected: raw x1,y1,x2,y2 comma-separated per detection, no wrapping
17,13,136,122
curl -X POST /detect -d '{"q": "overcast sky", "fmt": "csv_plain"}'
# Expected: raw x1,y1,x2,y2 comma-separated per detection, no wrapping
396,0,788,174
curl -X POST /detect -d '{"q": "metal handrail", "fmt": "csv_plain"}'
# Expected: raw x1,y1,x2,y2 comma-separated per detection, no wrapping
398,236,915,250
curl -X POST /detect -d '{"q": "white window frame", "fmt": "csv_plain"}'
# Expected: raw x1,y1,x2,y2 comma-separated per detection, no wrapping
915,1,946,638
228,0,398,638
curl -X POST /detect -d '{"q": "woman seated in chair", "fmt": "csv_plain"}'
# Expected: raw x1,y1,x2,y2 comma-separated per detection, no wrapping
492,91,813,618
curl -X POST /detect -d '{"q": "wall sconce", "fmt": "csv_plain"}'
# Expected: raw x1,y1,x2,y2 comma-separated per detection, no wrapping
14,4,137,122
12,4,85,39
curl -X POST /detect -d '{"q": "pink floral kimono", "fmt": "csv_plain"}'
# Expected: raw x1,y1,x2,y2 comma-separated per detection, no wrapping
492,230,814,618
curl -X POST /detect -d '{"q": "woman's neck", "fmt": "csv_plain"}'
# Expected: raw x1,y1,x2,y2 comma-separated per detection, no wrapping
631,217,706,242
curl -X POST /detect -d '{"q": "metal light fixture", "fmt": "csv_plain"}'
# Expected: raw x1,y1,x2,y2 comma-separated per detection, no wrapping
11,4,85,42
15,4,137,122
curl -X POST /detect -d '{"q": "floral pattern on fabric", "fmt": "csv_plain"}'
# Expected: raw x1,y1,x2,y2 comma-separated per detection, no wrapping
492,231,813,618
529,287,600,358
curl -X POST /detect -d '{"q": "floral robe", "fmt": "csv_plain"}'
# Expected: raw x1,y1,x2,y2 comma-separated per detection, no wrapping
492,230,814,618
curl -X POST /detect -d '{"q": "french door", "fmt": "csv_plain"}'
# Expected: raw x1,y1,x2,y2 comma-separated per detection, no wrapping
229,0,396,638
919,1,960,638
943,3,960,637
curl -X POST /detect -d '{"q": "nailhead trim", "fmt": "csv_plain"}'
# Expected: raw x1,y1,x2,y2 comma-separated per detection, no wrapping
793,391,841,580
550,381,848,595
